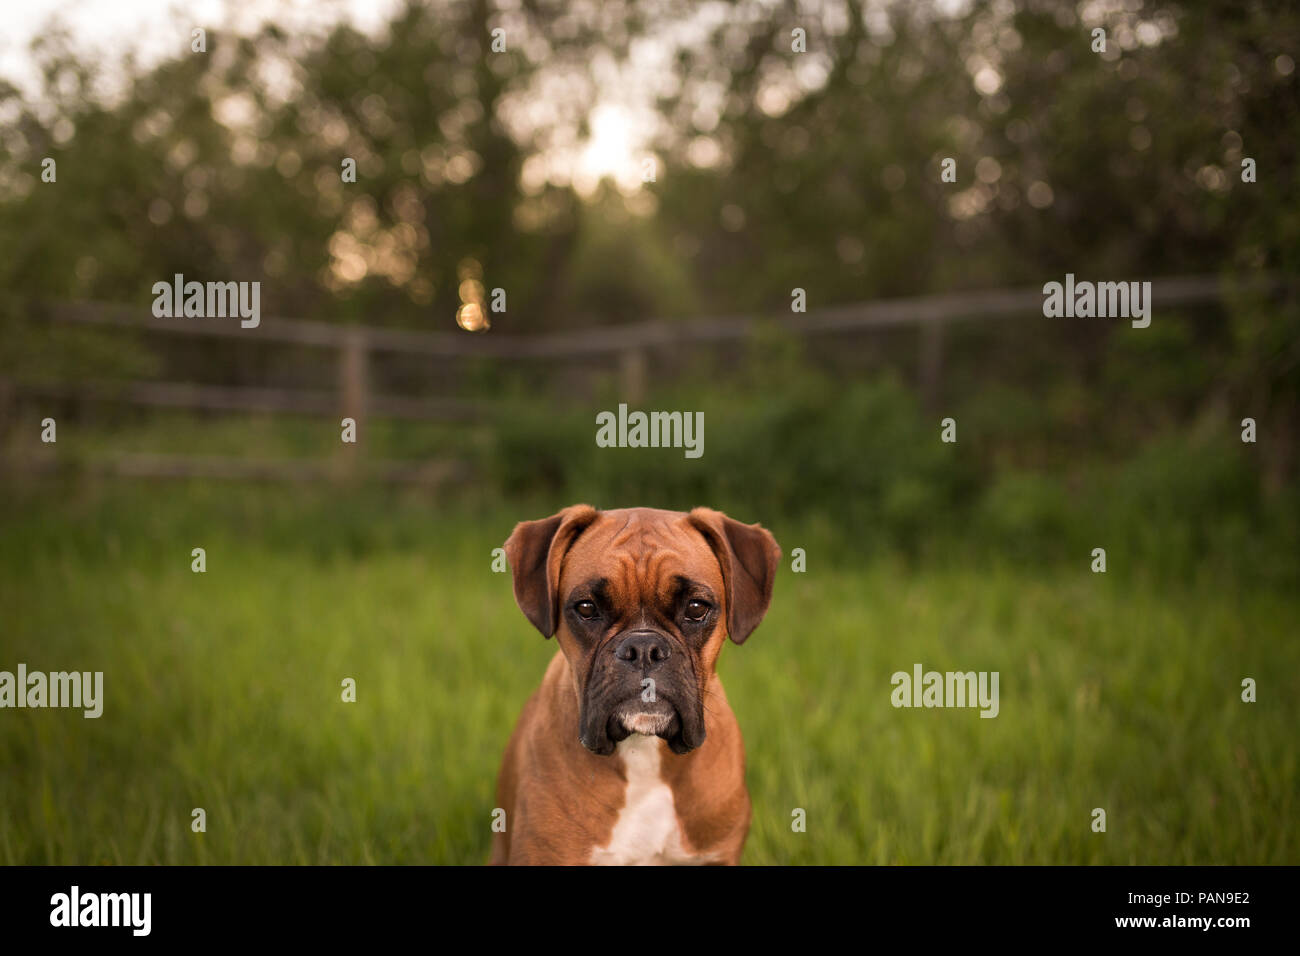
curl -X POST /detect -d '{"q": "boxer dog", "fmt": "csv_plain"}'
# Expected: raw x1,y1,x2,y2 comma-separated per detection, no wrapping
491,505,780,865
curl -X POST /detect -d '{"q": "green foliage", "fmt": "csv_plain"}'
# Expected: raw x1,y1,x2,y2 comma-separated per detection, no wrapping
654,0,1300,311
486,353,977,552
477,337,1297,582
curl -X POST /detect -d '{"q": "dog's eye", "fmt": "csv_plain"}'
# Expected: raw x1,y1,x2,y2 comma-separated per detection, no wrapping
574,600,598,620
684,600,710,622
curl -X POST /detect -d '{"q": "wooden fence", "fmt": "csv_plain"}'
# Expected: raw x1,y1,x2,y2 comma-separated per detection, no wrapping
0,274,1271,483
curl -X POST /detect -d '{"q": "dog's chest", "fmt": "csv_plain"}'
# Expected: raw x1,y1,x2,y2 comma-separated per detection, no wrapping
589,736,717,866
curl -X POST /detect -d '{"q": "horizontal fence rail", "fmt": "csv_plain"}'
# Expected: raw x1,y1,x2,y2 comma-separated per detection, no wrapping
32,273,1268,359
11,380,485,422
1,451,471,485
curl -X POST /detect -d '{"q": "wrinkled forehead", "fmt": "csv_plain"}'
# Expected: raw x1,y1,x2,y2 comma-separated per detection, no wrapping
559,508,723,599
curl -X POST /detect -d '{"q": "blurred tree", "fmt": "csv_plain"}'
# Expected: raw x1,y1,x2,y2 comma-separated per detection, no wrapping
0,0,651,331
649,0,1298,308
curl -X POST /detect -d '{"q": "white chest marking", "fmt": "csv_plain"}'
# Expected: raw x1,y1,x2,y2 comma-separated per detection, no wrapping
589,736,714,866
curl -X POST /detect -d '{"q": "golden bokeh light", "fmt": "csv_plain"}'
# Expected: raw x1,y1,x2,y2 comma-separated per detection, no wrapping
456,302,488,331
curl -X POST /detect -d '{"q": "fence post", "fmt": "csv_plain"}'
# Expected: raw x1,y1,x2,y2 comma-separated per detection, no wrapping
619,347,647,405
0,376,13,444
919,319,944,415
338,328,369,479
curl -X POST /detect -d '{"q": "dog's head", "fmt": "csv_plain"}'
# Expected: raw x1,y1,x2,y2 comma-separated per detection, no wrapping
504,505,780,756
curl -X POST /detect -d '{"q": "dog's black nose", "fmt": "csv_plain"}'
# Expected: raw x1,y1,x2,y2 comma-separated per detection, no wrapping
615,630,672,670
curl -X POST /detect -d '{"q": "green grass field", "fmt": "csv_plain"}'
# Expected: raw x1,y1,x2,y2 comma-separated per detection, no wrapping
1,481,1296,864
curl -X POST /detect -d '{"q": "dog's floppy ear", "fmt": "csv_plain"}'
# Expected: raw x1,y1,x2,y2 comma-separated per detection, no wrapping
687,508,781,645
504,505,600,638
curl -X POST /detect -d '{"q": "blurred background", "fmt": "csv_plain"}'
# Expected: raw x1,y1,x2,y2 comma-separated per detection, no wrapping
0,0,1297,865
